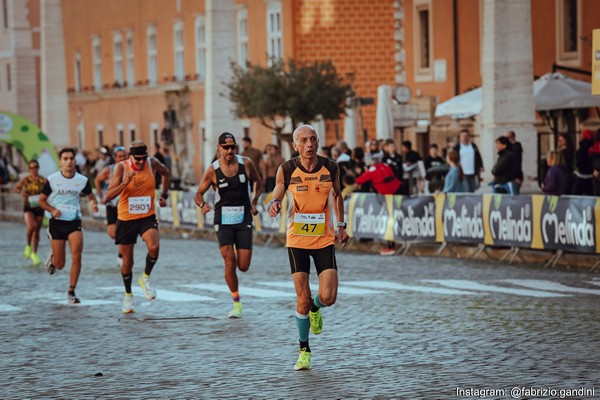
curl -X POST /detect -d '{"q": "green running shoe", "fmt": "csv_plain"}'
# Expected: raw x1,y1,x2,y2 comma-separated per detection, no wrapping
309,308,322,335
30,253,40,266
294,348,311,371
23,245,31,259
228,301,242,318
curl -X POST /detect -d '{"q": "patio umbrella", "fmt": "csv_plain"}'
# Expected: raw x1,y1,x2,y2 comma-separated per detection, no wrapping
343,107,358,149
534,72,600,111
375,85,393,140
434,72,600,118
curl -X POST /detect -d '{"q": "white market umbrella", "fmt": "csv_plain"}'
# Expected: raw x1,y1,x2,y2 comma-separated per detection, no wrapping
375,85,393,139
434,87,482,118
434,72,600,118
534,72,600,111
343,107,358,149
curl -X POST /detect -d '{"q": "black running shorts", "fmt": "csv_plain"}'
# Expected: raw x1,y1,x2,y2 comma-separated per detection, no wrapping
115,215,159,245
48,219,83,241
106,205,118,225
24,206,45,218
287,244,337,275
215,224,253,250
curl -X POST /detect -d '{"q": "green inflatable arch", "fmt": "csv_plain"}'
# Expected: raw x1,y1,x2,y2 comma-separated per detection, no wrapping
0,111,59,178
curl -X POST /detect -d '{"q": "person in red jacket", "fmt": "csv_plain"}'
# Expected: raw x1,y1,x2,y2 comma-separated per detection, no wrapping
355,153,402,255
355,153,402,195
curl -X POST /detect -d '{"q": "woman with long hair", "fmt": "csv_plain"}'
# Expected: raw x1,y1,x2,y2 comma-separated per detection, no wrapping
13,159,47,265
543,150,567,195
443,150,468,193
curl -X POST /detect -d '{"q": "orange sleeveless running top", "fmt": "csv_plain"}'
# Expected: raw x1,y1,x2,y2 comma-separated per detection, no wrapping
282,155,338,249
117,158,156,221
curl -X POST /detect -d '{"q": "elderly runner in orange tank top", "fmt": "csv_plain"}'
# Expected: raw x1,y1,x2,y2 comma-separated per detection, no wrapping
268,124,349,371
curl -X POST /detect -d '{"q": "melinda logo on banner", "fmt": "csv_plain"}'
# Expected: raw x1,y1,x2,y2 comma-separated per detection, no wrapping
483,194,533,247
533,195,598,253
347,193,389,240
390,195,436,241
438,194,484,244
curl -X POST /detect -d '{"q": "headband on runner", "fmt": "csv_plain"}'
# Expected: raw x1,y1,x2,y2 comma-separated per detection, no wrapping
129,145,148,156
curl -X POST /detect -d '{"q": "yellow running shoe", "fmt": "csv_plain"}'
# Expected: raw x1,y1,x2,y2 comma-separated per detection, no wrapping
23,245,31,259
228,301,242,318
309,309,322,335
294,348,311,371
30,253,40,266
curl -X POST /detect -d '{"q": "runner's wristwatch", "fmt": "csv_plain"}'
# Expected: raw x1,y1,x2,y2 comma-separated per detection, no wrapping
337,222,347,229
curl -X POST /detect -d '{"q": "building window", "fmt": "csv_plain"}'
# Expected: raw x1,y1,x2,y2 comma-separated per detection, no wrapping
126,31,135,86
113,32,124,86
6,62,11,91
147,25,158,84
74,51,81,92
150,122,160,148
174,21,185,81
266,1,282,65
557,0,581,64
92,36,102,90
97,125,104,147
2,0,8,29
117,124,124,145
237,8,248,67
413,0,433,82
195,16,206,80
129,124,136,143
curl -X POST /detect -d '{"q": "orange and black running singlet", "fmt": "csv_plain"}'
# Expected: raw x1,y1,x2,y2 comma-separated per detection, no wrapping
282,155,339,249
117,158,156,221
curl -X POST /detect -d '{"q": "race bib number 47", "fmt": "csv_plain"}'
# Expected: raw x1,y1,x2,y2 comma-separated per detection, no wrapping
293,213,325,236
128,196,151,214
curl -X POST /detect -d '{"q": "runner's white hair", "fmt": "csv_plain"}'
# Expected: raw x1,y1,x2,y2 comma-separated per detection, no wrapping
292,124,317,143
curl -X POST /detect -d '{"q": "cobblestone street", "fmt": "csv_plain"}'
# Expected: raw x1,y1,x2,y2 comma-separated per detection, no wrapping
1,220,599,399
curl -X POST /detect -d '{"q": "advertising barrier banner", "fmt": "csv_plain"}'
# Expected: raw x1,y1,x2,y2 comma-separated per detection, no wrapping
483,194,533,248
534,195,599,253
389,195,436,241
439,194,485,244
347,193,389,240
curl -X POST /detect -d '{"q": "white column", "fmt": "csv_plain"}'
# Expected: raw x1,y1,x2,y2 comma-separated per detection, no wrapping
40,0,70,148
204,0,240,169
480,0,537,189
343,107,358,149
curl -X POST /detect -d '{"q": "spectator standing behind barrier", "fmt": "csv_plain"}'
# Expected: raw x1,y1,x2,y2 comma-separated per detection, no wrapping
355,152,402,195
153,143,167,189
241,137,264,178
382,139,403,181
443,150,468,193
425,144,447,193
589,129,600,196
542,150,568,196
263,144,285,193
401,140,423,195
557,133,575,194
364,140,383,165
505,131,523,193
453,130,484,193
355,152,401,256
491,136,517,194
573,129,594,196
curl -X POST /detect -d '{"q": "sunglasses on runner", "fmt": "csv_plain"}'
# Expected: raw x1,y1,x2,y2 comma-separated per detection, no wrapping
221,145,236,150
132,155,146,161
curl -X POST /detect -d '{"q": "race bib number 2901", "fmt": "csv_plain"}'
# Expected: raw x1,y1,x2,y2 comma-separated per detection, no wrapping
128,196,151,214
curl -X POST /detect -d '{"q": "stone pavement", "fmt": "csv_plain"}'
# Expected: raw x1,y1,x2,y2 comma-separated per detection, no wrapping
0,220,599,399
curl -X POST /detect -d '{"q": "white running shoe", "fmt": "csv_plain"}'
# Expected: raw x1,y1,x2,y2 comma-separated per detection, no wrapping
138,275,156,300
122,293,134,313
67,292,80,304
45,253,55,275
